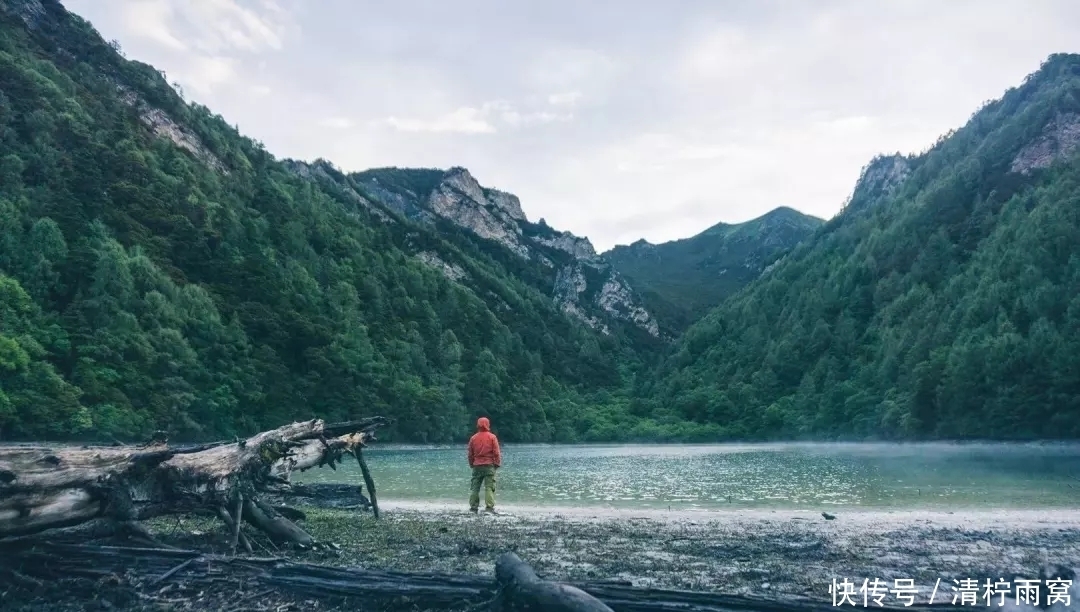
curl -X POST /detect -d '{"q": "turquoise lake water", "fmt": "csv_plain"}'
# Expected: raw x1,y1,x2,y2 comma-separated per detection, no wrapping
295,442,1080,510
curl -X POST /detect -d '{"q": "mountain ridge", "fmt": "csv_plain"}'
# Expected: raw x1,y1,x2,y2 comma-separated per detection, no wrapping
347,165,664,338
605,206,823,331
648,52,1080,440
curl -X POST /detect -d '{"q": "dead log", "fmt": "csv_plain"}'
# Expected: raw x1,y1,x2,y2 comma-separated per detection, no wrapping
273,505,307,522
0,543,951,612
495,551,614,611
242,496,315,546
0,417,388,545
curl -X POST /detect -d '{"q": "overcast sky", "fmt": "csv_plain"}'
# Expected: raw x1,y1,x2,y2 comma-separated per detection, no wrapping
64,0,1080,251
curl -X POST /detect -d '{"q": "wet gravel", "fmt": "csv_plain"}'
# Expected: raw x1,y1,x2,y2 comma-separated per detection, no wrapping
2,506,1078,610
293,506,1080,599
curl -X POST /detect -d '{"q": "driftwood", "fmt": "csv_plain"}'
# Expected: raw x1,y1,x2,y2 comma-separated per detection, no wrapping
0,542,955,611
355,447,380,518
0,417,388,547
495,551,613,611
264,482,372,511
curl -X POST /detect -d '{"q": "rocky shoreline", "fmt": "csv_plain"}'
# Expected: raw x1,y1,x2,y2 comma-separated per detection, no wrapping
306,505,1080,597
3,505,1078,610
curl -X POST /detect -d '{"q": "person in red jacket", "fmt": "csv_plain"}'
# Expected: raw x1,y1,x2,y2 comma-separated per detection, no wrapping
467,416,501,514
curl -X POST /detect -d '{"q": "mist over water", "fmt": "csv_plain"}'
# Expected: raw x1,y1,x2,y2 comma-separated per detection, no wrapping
296,442,1080,510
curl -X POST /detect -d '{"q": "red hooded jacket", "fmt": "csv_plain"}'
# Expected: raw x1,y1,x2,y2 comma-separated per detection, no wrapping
467,417,501,468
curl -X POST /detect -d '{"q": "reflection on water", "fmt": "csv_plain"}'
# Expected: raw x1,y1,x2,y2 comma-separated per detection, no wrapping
295,442,1080,510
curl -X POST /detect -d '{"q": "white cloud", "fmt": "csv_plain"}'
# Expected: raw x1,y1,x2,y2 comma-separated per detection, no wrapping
547,91,583,106
98,0,297,97
379,107,498,134
65,0,1080,251
120,0,186,51
175,55,235,96
818,115,876,133
676,24,762,87
120,0,291,55
185,0,287,54
377,98,573,134
318,117,355,129
525,48,621,94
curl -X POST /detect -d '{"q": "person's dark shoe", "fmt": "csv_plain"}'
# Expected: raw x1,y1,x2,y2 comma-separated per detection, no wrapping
469,507,479,514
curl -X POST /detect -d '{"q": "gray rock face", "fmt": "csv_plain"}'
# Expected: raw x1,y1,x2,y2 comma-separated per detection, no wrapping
363,180,432,223
417,251,468,282
597,274,660,337
553,265,610,335
115,85,227,174
419,170,659,336
483,188,527,222
427,168,530,258
553,262,659,337
3,0,46,30
1010,112,1080,174
353,165,660,337
534,230,597,259
850,154,912,209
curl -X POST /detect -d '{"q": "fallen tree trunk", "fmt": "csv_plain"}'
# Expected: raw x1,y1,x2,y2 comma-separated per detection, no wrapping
0,417,388,546
0,543,954,612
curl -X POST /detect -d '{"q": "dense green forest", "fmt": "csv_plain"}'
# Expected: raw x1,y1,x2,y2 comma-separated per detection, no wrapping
2,0,1079,444
0,0,680,443
645,54,1080,440
605,207,822,332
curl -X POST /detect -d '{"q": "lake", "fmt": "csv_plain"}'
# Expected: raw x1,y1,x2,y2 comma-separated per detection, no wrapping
295,442,1080,510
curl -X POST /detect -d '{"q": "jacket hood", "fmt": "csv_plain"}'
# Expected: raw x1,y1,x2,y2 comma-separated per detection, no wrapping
476,417,490,432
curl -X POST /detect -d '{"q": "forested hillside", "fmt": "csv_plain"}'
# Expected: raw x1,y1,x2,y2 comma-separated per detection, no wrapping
605,207,822,332
646,54,1080,440
4,0,1078,445
0,0,658,443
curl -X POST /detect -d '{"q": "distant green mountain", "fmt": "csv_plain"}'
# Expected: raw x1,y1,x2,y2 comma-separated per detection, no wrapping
604,207,822,332
645,54,1080,440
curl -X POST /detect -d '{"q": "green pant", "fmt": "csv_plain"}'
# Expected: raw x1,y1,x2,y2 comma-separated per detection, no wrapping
469,465,497,511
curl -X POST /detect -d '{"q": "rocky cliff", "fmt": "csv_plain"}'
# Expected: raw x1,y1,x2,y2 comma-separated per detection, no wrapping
841,154,914,215
1010,111,1080,174
350,167,661,338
